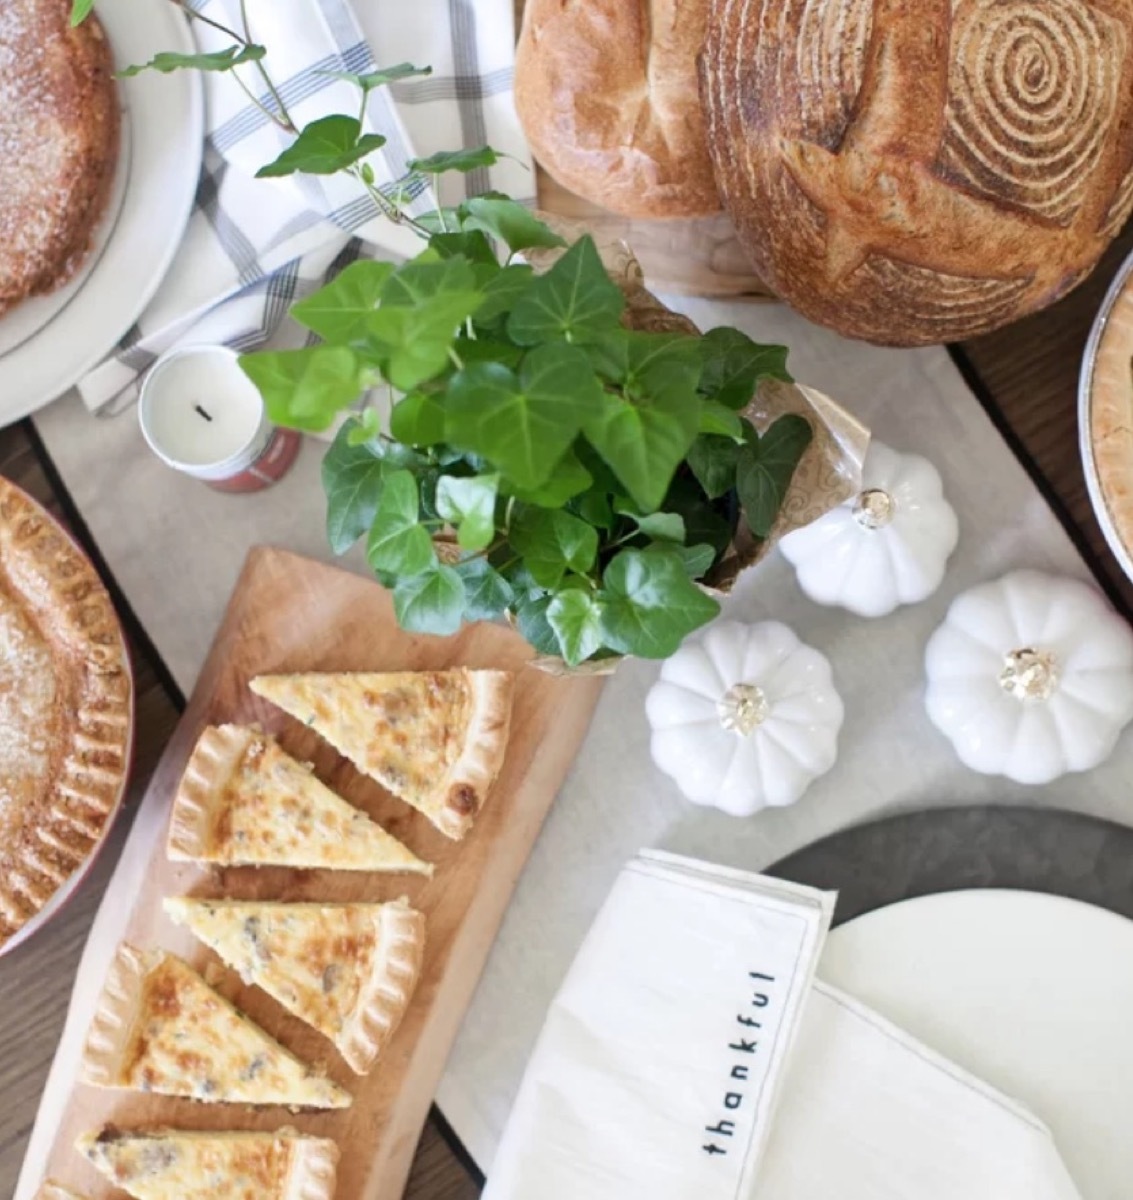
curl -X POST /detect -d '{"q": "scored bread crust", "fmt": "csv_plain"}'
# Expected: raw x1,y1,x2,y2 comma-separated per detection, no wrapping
515,0,719,218
698,0,1133,345
0,1,121,315
79,943,351,1108
77,1127,339,1200
433,670,514,839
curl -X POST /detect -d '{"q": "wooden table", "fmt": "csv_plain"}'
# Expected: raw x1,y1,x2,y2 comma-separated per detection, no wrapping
1,220,1131,1199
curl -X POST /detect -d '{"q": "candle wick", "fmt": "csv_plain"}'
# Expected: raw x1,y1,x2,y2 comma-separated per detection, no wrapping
194,404,214,422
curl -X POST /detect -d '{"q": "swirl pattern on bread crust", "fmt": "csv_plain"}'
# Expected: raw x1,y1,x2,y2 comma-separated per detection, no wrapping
699,0,1133,345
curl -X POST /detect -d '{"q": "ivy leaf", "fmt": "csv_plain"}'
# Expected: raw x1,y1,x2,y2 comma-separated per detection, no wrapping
445,343,605,490
514,595,560,656
366,470,435,576
598,547,720,658
346,407,382,446
699,401,745,440
591,331,703,397
582,387,700,513
575,489,613,531
510,508,598,590
673,543,717,579
381,254,478,306
462,197,566,256
120,44,267,76
435,474,499,551
240,346,365,432
736,415,814,538
619,509,686,543
322,63,432,92
698,327,792,409
366,293,482,390
321,422,388,554
393,563,466,636
291,260,394,342
664,477,736,556
257,115,386,178
454,557,514,622
389,392,446,446
504,447,592,507
508,236,625,346
454,336,524,370
687,434,742,500
548,589,604,666
410,146,501,174
474,265,536,325
430,231,499,265
71,0,95,25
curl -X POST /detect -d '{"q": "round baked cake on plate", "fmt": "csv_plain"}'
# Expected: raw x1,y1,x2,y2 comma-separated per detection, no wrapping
0,478,133,953
0,0,121,317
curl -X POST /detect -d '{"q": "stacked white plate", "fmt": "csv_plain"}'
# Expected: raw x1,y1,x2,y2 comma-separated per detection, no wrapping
0,0,204,423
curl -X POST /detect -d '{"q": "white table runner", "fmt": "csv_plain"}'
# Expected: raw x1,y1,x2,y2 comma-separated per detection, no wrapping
33,296,1130,1171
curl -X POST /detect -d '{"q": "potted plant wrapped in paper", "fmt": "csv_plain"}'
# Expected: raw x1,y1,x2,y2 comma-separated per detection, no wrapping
240,212,865,668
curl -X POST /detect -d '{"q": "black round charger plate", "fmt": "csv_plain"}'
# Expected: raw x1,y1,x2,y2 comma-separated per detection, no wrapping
767,805,1133,926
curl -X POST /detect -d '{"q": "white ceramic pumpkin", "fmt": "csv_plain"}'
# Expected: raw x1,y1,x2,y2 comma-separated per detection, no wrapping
779,440,959,617
925,569,1133,785
645,619,844,814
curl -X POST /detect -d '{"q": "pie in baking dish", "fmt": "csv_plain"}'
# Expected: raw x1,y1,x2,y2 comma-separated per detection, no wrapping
167,724,431,874
80,944,351,1108
1089,272,1133,560
165,896,425,1074
77,1126,338,1200
250,669,514,840
0,479,131,947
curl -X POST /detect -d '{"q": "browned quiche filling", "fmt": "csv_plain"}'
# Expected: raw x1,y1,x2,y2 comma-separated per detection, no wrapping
0,0,121,316
0,479,131,945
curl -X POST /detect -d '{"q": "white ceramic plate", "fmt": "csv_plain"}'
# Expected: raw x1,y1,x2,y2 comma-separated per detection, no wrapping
822,890,1133,1200
0,0,203,424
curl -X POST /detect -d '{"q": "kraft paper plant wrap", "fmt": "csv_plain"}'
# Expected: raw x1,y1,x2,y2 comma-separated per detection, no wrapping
516,219,870,675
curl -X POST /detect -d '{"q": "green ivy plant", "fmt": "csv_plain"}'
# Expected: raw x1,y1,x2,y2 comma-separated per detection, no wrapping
75,0,812,665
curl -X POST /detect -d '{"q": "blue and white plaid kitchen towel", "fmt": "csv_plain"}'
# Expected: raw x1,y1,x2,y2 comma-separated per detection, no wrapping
79,0,534,414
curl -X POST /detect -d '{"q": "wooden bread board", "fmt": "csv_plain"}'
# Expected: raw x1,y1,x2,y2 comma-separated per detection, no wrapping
18,546,605,1200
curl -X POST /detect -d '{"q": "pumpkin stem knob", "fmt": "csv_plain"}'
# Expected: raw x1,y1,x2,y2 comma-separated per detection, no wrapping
718,683,770,735
999,647,1059,701
852,488,895,530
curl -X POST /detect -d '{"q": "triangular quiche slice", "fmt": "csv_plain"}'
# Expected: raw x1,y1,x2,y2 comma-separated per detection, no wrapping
165,896,425,1074
77,1127,337,1200
250,669,514,840
168,724,432,875
80,944,350,1108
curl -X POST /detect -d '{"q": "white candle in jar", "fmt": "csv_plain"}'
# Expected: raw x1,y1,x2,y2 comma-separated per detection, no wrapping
139,345,300,492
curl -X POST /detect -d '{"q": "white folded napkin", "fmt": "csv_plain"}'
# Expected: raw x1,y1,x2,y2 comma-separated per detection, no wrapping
79,0,533,414
484,851,835,1199
484,851,1083,1200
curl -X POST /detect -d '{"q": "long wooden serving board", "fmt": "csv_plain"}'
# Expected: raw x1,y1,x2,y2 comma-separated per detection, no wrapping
18,547,605,1200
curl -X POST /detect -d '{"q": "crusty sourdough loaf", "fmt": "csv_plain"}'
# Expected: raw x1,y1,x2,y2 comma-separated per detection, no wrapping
0,0,120,317
515,0,719,219
699,0,1133,346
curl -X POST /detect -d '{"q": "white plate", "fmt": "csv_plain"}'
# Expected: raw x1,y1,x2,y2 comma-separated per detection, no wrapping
0,0,203,424
822,890,1133,1200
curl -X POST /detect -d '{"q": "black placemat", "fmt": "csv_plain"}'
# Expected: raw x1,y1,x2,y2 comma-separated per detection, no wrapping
767,805,1133,926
